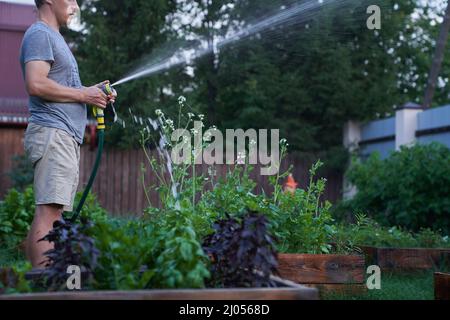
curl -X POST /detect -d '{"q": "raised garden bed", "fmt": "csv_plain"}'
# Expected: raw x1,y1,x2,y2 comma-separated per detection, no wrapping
0,273,318,300
358,246,450,271
434,272,450,300
277,254,366,295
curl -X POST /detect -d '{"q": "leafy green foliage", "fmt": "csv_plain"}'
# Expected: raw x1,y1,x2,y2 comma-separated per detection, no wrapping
89,218,157,290
0,185,108,252
203,212,278,288
147,209,211,288
66,0,178,149
66,0,448,160
344,143,450,234
272,161,337,254
0,186,35,250
92,211,210,290
0,261,32,295
333,213,449,249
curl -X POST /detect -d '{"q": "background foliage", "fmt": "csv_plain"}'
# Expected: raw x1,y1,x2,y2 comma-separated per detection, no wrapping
65,0,449,164
342,143,450,234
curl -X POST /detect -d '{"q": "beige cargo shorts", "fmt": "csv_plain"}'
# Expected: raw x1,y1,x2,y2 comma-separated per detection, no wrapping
23,123,80,212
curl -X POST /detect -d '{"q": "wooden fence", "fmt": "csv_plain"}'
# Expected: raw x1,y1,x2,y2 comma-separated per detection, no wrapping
1,127,343,216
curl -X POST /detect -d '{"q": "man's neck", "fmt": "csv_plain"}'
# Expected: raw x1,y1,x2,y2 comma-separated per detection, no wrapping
38,8,61,33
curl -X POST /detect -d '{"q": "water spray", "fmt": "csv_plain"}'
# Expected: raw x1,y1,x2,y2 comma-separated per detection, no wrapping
111,0,351,87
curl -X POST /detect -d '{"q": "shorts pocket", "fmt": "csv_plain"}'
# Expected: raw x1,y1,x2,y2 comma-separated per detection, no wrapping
24,126,48,166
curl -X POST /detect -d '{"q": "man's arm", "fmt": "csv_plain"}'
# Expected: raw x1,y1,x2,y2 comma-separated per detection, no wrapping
25,61,108,109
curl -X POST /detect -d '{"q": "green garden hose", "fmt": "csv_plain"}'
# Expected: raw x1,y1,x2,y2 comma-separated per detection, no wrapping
70,83,114,222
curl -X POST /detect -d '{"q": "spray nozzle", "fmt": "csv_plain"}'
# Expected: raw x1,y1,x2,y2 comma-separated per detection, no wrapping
99,82,118,124
101,82,117,98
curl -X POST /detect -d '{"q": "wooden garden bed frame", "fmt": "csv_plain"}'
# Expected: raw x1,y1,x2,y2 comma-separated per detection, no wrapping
358,246,450,271
277,254,366,295
0,273,319,300
434,272,450,300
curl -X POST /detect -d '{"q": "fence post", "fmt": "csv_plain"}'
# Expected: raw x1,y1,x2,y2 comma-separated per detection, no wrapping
342,121,361,200
395,102,423,150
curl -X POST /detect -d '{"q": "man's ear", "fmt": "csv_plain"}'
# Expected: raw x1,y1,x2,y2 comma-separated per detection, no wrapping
44,0,53,5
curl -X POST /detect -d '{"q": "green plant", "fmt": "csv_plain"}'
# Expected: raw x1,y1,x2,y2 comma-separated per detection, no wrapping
344,143,450,234
0,185,107,252
89,218,158,290
0,186,35,250
271,161,337,254
147,207,211,288
332,213,450,249
0,261,32,294
92,210,210,290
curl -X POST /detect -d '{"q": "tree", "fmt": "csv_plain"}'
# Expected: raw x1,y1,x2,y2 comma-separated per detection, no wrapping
423,1,450,109
66,0,449,159
65,0,178,148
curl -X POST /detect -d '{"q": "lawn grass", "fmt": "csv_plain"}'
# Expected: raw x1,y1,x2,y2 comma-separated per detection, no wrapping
323,271,436,300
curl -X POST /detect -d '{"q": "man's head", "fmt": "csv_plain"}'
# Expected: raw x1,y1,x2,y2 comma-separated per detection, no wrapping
35,0,80,28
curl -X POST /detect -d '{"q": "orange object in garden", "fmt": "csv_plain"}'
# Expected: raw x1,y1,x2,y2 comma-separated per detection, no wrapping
284,174,298,194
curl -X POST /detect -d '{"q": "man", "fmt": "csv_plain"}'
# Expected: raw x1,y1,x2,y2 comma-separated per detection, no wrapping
20,0,116,268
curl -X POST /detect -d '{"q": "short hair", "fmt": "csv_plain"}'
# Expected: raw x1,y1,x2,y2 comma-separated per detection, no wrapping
35,0,44,8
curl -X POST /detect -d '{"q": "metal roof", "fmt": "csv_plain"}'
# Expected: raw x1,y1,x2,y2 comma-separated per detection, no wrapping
0,2,35,124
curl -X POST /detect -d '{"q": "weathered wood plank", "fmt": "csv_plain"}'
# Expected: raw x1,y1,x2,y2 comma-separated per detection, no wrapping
434,272,450,300
303,283,367,296
377,248,450,270
0,286,318,300
357,245,378,265
277,254,365,284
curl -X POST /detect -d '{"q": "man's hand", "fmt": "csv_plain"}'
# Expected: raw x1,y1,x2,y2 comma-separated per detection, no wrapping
95,80,117,105
81,85,108,109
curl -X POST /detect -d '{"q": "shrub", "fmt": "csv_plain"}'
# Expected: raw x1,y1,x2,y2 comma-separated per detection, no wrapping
0,186,107,255
272,161,337,254
0,186,35,250
344,143,450,234
332,213,449,249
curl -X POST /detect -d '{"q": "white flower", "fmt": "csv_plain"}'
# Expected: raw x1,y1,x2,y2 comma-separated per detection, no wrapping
236,151,246,164
188,113,195,119
198,114,205,121
155,109,163,117
280,138,288,144
178,96,186,105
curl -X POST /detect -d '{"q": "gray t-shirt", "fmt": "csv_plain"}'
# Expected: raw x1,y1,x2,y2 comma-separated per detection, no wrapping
20,21,87,145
